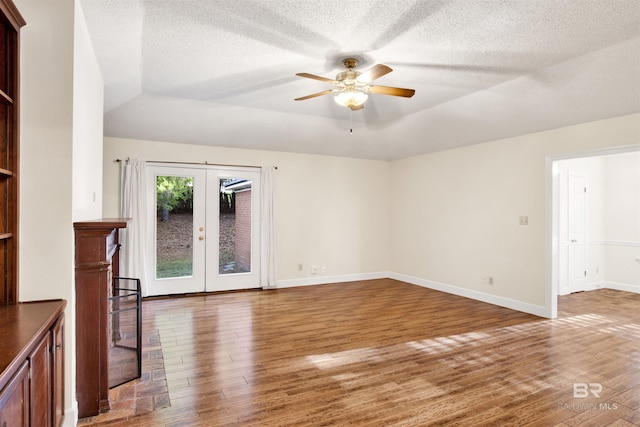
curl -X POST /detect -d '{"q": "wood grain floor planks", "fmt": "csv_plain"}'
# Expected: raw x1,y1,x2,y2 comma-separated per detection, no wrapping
79,279,640,426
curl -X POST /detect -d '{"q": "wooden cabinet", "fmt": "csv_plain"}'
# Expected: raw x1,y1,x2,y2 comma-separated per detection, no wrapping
0,300,66,427
52,316,65,427
29,334,52,427
0,362,28,427
74,219,129,418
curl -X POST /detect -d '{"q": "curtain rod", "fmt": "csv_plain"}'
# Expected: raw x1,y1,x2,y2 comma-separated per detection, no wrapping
115,158,277,169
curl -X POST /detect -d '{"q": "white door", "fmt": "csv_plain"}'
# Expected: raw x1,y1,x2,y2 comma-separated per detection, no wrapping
568,173,587,293
146,165,261,296
206,168,261,292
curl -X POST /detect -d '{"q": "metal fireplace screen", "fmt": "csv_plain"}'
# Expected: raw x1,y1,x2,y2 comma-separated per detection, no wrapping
109,277,142,388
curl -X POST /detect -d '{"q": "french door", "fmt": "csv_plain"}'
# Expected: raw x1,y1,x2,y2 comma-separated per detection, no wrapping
146,164,261,296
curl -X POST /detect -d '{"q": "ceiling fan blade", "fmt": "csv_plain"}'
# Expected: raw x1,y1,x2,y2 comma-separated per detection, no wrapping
296,72,336,84
357,64,393,82
294,89,335,101
368,85,415,98
349,104,365,111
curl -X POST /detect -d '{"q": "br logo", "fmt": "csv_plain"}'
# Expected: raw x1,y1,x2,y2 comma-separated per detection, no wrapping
573,383,602,398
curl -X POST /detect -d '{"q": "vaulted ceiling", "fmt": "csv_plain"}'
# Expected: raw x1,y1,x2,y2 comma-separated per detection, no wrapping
80,0,640,161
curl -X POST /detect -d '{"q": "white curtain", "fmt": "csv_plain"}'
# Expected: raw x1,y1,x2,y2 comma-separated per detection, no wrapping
260,166,277,289
120,159,150,296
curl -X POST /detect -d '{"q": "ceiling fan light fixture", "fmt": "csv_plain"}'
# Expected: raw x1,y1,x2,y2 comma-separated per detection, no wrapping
334,90,368,108
295,57,414,109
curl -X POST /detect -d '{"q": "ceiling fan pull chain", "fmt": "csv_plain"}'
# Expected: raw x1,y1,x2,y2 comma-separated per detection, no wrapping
350,109,353,134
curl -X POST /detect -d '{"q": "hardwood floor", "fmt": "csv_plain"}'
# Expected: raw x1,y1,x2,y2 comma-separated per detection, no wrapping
79,279,640,426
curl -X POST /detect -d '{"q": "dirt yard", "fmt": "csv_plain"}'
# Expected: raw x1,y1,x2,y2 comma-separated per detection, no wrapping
156,212,235,274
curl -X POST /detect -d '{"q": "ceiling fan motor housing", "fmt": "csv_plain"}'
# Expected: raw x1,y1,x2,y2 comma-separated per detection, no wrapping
336,70,361,82
337,58,361,82
342,58,359,69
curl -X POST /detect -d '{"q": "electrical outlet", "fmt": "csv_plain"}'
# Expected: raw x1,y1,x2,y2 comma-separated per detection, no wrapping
321,266,326,273
519,216,529,226
311,265,318,275
482,276,494,286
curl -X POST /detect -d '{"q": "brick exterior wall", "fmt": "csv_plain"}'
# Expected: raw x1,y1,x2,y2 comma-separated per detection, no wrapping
234,189,252,272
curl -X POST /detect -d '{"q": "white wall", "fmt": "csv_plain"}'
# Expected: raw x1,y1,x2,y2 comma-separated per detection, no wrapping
603,153,640,291
103,138,390,284
17,0,75,423
104,115,638,318
389,114,640,316
17,0,103,425
72,1,103,221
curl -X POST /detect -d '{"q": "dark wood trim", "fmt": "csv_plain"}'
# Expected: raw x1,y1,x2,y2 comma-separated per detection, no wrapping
74,218,131,230
12,0,22,308
0,0,25,29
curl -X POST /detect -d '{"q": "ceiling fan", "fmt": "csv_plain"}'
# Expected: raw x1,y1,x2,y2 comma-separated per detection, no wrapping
294,58,415,111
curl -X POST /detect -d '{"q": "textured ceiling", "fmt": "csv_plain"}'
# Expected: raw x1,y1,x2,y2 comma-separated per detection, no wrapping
80,0,640,161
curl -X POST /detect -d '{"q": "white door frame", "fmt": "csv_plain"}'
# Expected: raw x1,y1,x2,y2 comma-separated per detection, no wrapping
545,144,640,318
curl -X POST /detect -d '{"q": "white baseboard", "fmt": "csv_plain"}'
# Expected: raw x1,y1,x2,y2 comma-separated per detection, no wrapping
62,400,78,427
558,286,571,296
594,281,640,294
587,281,603,291
276,271,549,317
276,271,389,288
389,272,549,318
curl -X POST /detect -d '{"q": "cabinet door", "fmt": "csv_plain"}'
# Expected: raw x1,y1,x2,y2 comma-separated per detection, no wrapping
51,314,65,427
0,361,29,427
30,334,52,427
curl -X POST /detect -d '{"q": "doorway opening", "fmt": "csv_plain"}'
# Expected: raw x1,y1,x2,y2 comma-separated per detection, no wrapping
547,145,640,318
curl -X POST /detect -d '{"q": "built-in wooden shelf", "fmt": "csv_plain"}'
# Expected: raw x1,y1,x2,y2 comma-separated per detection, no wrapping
0,0,25,307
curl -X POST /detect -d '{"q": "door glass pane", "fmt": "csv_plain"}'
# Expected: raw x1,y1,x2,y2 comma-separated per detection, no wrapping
156,175,194,278
219,178,252,275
